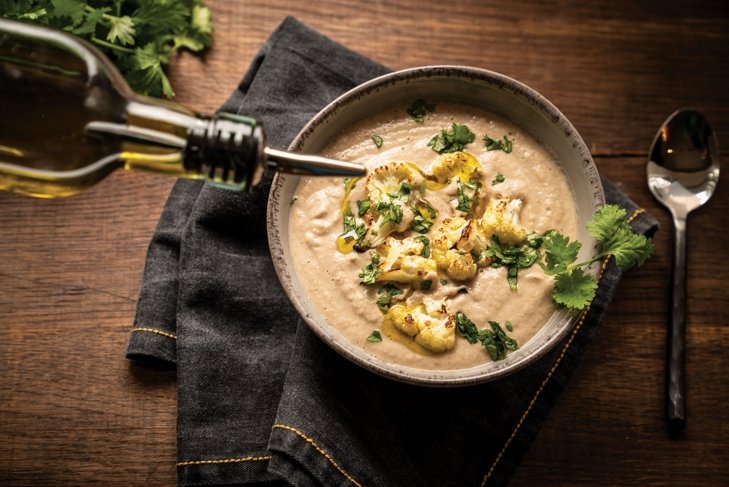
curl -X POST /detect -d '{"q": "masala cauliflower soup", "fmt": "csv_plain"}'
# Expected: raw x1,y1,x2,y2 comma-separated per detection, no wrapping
288,101,579,371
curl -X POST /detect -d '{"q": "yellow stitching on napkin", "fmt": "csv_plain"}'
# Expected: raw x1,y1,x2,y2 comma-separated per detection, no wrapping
177,455,271,467
272,424,362,487
130,327,177,340
480,207,646,486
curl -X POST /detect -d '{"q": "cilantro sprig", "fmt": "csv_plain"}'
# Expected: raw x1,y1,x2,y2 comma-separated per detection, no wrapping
542,205,654,310
4,0,213,98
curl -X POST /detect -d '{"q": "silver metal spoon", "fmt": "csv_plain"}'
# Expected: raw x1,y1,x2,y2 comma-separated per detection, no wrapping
646,108,720,433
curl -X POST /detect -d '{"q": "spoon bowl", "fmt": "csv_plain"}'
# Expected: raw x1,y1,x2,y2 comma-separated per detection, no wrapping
646,108,720,433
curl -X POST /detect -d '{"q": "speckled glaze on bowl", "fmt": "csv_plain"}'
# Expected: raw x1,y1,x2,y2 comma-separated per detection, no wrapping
267,66,604,386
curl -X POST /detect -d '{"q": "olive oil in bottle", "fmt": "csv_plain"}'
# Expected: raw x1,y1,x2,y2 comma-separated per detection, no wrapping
0,19,363,198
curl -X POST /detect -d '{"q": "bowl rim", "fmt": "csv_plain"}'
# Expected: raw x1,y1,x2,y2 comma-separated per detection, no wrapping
267,65,604,386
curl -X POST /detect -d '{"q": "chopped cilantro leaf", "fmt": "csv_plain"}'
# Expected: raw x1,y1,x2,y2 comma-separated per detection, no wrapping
477,321,518,361
359,252,381,285
456,180,476,214
372,134,384,148
491,173,505,186
376,283,403,313
357,199,371,217
456,312,479,344
366,330,383,343
428,123,476,154
414,235,431,258
483,134,513,153
407,98,435,123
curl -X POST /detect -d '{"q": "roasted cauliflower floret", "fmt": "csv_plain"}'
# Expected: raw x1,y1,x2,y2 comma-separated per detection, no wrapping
443,249,478,281
431,217,468,265
377,255,437,284
379,236,426,272
385,303,456,352
479,197,527,246
364,162,421,247
365,162,416,204
430,151,481,184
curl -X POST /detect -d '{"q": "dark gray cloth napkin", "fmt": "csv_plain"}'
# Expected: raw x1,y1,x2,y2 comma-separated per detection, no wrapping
127,17,658,487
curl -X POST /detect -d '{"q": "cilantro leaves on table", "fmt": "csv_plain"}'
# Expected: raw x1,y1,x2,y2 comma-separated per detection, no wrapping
407,98,435,123
428,123,476,153
2,0,213,98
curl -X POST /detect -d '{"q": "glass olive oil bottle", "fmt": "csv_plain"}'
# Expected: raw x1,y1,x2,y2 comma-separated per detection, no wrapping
0,19,362,198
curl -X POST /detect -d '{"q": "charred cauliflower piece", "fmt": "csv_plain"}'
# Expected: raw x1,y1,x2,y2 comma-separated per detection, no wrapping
377,255,437,284
430,151,481,184
364,162,421,247
442,250,478,281
385,302,456,352
479,197,527,246
430,217,478,281
377,236,437,285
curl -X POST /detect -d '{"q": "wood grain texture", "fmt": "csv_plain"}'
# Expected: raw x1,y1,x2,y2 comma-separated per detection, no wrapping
1,1,728,485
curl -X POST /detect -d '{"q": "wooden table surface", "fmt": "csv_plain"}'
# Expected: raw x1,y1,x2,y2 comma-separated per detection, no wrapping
2,1,729,485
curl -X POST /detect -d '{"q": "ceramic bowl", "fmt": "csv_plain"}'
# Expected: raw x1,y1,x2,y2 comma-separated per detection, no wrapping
267,66,604,386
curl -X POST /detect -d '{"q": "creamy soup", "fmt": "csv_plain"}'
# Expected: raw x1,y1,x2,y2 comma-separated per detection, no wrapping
289,102,579,370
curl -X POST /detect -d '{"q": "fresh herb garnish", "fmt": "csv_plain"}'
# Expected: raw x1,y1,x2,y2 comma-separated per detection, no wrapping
366,330,383,342
456,312,518,361
412,212,433,234
428,123,476,154
376,199,403,226
4,0,213,98
411,201,436,234
407,98,435,123
414,235,431,258
372,134,384,148
455,311,479,344
483,134,513,153
455,179,481,216
420,279,433,291
542,204,654,310
357,199,371,217
478,321,518,360
359,252,381,284
481,235,542,290
376,283,403,313
440,278,448,285
491,173,505,186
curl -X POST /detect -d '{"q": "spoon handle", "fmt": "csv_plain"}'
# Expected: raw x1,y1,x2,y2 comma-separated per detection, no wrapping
667,215,687,433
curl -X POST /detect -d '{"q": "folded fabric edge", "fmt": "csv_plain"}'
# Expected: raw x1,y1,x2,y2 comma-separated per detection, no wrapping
267,424,362,487
126,326,177,365
177,454,279,487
